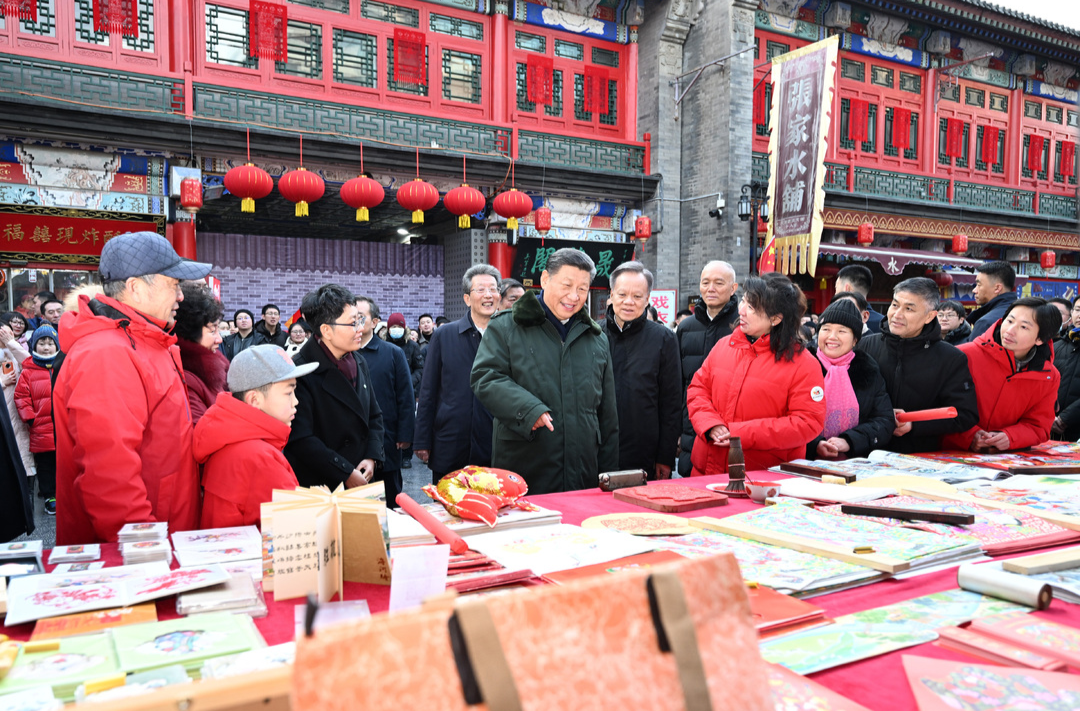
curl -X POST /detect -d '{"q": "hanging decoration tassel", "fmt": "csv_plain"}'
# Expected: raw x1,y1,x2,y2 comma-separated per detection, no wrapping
982,126,1000,166
892,108,911,150
249,0,288,62
394,28,427,86
1028,134,1046,173
945,118,964,158
849,99,869,143
753,80,767,126
1,0,37,23
526,54,554,106
94,0,139,37
1062,141,1076,178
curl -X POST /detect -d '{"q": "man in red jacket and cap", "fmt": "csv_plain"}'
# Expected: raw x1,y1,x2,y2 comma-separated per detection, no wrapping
53,231,213,544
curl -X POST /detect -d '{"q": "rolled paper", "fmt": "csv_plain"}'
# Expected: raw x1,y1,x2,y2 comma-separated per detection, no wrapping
821,475,846,486
895,407,958,423
958,563,1053,610
395,493,469,555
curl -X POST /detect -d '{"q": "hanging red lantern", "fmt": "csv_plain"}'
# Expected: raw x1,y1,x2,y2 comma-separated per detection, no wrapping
635,215,652,242
223,163,273,213
179,177,203,214
952,234,968,254
857,222,874,245
444,184,485,229
535,206,552,234
1042,249,1056,270
493,188,533,230
396,178,439,223
278,167,325,217
817,262,840,278
341,176,384,222
926,269,954,288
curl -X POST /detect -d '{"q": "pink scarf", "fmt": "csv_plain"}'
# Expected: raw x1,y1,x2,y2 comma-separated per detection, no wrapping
816,349,860,439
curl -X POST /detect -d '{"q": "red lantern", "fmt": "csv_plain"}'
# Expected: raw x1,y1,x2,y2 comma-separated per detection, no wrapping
857,222,874,245
340,176,384,222
493,188,533,230
535,206,552,234
635,216,652,242
927,269,954,288
817,262,840,278
278,167,325,217
444,184,485,229
396,178,439,223
952,234,968,254
179,177,203,214
1042,249,1056,270
223,163,273,213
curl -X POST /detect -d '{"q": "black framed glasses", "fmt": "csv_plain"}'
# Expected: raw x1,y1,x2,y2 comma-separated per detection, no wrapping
329,315,367,330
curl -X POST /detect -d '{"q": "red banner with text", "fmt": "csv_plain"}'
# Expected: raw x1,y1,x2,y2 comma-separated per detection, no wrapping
0,213,161,260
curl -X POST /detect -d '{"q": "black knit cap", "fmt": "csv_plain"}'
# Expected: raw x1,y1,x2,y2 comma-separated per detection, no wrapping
820,299,864,341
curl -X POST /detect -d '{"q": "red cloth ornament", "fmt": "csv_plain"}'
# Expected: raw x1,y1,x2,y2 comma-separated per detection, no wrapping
1028,135,1045,173
179,178,202,214
892,108,911,150
857,222,874,245
951,234,968,254
534,206,552,234
945,118,964,159
93,0,138,37
584,66,609,115
1062,141,1076,178
982,126,1000,167
340,176,385,223
1041,250,1056,270
753,81,767,126
848,99,869,143
249,0,287,62
1,0,36,22
394,28,427,86
526,54,554,106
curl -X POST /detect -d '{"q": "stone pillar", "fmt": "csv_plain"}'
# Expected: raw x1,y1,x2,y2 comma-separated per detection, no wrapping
678,0,757,296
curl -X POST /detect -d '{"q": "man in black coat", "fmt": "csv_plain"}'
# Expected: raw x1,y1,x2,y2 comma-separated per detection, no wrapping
1054,298,1080,440
836,264,885,334
254,303,288,348
603,262,682,479
857,277,978,454
966,261,1017,343
285,284,386,491
0,396,33,542
355,296,414,505
676,261,739,476
415,265,501,483
222,309,266,361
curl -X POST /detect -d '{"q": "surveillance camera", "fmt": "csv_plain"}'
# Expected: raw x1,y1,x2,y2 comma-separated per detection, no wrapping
708,208,721,218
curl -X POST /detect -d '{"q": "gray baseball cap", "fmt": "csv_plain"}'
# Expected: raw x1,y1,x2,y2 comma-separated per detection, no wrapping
99,231,213,282
229,345,318,393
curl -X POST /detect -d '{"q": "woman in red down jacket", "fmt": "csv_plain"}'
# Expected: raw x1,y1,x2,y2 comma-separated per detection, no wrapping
15,323,60,513
173,282,228,424
688,274,826,474
943,297,1061,452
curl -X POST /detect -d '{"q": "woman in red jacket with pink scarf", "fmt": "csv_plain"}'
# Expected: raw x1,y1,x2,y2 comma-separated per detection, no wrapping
687,274,826,474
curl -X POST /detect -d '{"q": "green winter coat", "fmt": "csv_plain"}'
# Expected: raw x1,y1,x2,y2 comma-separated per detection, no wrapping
470,290,619,494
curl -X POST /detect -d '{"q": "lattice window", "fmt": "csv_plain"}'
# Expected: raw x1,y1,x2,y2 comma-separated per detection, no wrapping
515,63,534,112
555,39,582,60
870,65,893,89
600,77,617,126
333,28,376,87
387,39,428,95
275,21,322,79
939,83,959,103
756,83,772,136
76,0,108,44
938,118,970,168
430,13,483,40
840,58,864,82
1069,110,1079,128
289,0,350,13
206,4,257,68
839,98,877,154
1024,100,1042,120
899,72,921,94
1021,135,1048,180
515,31,545,53
442,49,481,104
766,40,789,60
1047,105,1063,124
964,87,984,108
362,0,419,27
591,47,619,68
573,73,588,120
974,126,1006,174
122,0,155,53
990,92,1008,112
883,108,918,161
20,0,55,37
547,69,563,117
1053,140,1077,185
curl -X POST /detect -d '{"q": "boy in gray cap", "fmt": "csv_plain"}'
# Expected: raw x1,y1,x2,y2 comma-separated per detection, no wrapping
194,345,317,528
53,231,213,544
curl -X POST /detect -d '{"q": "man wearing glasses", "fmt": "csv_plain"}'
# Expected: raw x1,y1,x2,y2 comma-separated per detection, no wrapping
285,284,385,491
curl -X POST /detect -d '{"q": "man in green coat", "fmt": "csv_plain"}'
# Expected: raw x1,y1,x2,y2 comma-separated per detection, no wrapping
471,248,619,494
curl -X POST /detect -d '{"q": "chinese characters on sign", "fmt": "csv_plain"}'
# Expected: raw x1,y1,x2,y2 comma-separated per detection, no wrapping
0,213,162,258
650,289,677,326
510,237,636,290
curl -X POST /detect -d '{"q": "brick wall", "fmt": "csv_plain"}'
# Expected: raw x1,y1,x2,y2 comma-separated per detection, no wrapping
197,233,445,327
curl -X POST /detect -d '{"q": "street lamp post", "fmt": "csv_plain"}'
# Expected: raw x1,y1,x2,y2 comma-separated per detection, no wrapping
737,181,769,276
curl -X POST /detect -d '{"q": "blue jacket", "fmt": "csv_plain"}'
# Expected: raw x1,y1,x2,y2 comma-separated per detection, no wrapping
966,291,1018,343
357,336,415,473
414,314,492,476
866,309,885,334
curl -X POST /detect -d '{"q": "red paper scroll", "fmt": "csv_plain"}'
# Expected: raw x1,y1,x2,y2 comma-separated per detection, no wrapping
394,28,427,86
892,108,911,150
1062,141,1076,178
1029,134,1046,173
526,54,554,105
1,0,36,22
249,0,288,62
848,98,868,143
93,0,138,37
753,80,768,126
982,126,1000,166
945,118,964,158
584,66,609,115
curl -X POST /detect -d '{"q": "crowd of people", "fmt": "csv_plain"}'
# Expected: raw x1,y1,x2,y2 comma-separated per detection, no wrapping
1,229,1077,546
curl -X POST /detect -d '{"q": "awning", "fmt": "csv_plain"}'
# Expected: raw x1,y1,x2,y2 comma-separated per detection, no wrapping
818,244,985,276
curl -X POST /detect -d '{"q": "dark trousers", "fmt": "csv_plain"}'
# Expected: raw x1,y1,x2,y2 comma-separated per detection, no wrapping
431,470,449,486
34,450,56,499
375,468,403,509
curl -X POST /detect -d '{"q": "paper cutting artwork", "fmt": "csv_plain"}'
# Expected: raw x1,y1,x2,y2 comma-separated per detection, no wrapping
6,652,103,681
581,513,696,536
136,630,228,656
760,619,937,675
903,655,1080,711
845,590,1027,630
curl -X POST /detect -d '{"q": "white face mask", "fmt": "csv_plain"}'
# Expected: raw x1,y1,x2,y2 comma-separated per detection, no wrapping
388,327,405,339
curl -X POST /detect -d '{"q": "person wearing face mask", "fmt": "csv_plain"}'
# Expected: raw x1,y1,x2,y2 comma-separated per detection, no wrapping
1053,297,1080,441
943,298,1060,452
805,300,893,459
385,312,424,394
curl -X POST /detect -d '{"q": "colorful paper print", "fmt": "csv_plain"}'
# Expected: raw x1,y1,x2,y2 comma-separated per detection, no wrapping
902,655,1080,711
111,612,263,674
760,619,937,675
766,663,872,710
845,589,1028,630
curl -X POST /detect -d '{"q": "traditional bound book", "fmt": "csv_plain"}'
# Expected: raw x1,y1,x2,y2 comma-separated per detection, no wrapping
935,626,1065,671
29,603,158,641
260,484,390,601
968,614,1080,669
